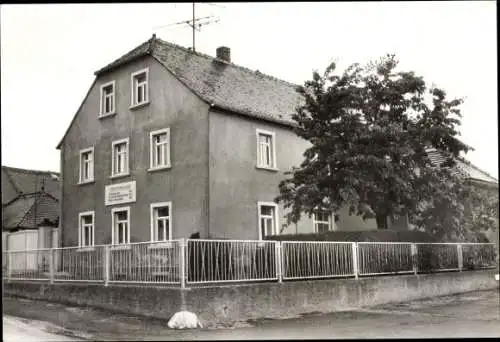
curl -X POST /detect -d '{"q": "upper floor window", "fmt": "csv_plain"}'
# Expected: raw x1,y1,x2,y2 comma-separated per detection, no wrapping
79,147,94,183
78,211,95,247
111,207,130,245
111,138,129,177
99,81,116,117
150,202,172,241
313,210,333,233
258,202,279,240
131,68,149,108
256,129,277,170
149,128,171,170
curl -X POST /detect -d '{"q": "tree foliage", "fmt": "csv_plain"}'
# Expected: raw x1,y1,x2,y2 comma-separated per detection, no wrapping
275,54,483,240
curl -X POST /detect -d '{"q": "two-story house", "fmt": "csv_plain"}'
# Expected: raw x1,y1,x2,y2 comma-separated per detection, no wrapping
56,34,413,248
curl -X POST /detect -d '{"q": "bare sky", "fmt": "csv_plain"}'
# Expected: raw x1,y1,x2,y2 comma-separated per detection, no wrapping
1,2,497,178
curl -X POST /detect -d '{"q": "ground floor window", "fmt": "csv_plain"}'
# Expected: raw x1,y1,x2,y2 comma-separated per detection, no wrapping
258,202,279,240
150,202,172,241
111,207,130,245
313,210,333,233
78,211,94,247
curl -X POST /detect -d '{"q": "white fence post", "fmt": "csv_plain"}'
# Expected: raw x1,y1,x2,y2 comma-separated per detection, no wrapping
49,249,54,284
180,238,186,289
276,241,283,283
457,244,463,272
103,245,110,286
411,243,418,275
352,242,359,279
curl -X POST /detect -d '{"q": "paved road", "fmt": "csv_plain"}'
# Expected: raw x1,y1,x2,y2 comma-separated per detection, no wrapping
3,289,500,340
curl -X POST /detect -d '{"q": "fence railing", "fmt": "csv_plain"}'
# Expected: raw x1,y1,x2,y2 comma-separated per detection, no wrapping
187,239,278,284
281,241,354,280
3,240,497,286
357,242,414,276
53,246,105,282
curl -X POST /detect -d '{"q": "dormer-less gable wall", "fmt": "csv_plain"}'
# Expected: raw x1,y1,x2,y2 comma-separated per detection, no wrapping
60,55,210,246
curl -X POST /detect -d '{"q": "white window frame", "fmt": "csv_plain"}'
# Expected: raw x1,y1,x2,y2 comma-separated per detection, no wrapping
130,68,149,108
111,137,130,178
257,201,280,240
150,202,173,242
149,128,171,171
313,210,334,233
256,128,277,170
78,147,94,184
99,80,116,117
111,206,130,245
78,211,95,247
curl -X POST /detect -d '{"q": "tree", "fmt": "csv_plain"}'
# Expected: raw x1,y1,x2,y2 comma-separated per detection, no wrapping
276,54,475,240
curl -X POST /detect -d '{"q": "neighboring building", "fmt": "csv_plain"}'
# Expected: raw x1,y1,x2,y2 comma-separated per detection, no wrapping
2,166,60,251
56,35,495,247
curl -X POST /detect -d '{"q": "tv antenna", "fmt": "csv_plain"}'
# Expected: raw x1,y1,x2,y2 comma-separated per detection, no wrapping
153,2,222,52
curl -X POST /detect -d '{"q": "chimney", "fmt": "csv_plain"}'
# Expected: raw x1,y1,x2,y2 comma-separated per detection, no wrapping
216,46,231,63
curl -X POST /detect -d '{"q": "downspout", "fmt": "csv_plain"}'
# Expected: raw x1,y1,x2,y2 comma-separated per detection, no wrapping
207,103,214,238
59,146,64,247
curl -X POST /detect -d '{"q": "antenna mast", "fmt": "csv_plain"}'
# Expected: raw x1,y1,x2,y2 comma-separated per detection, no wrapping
153,2,221,52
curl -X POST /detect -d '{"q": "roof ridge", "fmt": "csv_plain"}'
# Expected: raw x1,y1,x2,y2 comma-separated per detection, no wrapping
153,37,301,90
2,166,59,175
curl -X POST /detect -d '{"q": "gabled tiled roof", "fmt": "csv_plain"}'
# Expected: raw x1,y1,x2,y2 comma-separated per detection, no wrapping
95,35,303,126
2,193,59,230
1,166,60,205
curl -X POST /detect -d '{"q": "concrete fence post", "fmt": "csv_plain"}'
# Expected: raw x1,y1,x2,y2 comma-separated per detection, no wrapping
103,245,110,286
49,249,54,284
411,243,418,275
180,238,186,289
457,244,463,272
352,242,359,279
276,241,283,283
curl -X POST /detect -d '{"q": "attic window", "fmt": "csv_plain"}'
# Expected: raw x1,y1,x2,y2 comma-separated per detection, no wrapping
99,81,116,117
131,68,149,108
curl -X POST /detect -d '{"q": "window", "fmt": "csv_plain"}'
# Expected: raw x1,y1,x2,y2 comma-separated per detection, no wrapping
111,138,129,177
131,68,149,107
258,202,279,240
78,211,94,247
256,129,277,169
111,207,130,245
149,128,171,170
150,202,172,241
99,81,115,117
79,147,94,183
313,210,333,233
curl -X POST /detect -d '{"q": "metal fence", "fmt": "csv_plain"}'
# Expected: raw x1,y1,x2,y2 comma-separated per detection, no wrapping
53,246,105,282
357,242,414,276
109,240,182,284
281,241,354,280
187,239,278,284
415,243,461,272
3,240,497,286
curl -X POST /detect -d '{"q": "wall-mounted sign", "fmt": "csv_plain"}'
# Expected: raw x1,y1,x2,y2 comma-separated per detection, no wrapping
105,181,136,206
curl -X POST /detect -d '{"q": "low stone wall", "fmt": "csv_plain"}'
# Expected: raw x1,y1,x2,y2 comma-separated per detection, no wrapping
4,270,497,326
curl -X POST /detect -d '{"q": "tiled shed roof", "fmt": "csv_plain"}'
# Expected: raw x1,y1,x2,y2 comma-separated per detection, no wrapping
95,35,303,126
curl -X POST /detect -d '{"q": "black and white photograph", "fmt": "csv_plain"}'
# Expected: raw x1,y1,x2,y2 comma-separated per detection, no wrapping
1,1,499,340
